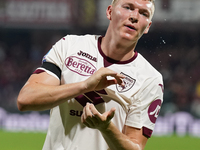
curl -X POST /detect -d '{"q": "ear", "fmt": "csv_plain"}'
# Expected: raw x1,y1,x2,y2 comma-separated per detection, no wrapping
106,5,112,20
144,21,152,34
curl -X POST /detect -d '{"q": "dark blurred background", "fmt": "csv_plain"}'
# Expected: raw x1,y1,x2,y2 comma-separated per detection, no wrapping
0,0,200,134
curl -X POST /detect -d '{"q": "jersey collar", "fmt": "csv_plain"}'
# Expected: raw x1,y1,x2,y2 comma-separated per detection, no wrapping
98,36,138,67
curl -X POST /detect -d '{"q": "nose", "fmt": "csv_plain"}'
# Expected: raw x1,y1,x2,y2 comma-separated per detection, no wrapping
129,10,139,23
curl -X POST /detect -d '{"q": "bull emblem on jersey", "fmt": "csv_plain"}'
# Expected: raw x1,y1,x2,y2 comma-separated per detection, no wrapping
148,99,162,124
116,72,136,93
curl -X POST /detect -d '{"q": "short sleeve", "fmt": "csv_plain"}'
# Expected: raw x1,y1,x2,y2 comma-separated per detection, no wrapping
125,76,164,138
43,36,68,70
34,36,68,80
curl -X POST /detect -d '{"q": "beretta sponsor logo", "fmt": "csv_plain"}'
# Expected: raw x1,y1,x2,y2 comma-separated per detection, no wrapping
65,56,96,76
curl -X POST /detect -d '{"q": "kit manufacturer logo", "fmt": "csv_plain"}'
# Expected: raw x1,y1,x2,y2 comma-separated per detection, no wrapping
77,50,97,62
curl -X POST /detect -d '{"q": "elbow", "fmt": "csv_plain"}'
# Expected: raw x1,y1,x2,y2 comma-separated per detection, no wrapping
134,143,142,150
17,95,29,111
17,103,26,112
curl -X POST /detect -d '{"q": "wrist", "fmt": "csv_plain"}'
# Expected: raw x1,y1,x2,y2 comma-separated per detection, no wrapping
99,121,113,133
80,81,89,93
81,79,96,93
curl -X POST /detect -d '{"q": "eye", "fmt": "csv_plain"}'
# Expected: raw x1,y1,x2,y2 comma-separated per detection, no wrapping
142,13,148,17
140,11,150,18
123,5,131,10
125,6,130,9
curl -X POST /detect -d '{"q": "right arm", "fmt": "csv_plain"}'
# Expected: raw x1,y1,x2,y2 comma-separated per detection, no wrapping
17,67,125,111
17,72,87,111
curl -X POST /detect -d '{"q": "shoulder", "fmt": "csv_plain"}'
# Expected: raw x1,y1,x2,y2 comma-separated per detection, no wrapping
52,34,100,53
136,53,162,79
62,34,100,43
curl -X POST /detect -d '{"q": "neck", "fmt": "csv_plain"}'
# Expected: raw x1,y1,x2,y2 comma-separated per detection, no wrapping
101,32,137,61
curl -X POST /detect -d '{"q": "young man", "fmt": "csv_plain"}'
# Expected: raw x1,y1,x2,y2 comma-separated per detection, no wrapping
17,0,163,150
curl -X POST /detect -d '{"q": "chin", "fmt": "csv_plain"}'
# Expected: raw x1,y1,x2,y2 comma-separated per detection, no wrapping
121,34,137,42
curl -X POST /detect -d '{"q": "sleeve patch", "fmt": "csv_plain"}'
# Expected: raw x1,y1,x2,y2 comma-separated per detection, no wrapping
148,99,162,124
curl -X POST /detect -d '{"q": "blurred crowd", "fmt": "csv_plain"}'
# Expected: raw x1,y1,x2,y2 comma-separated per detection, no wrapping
0,29,65,113
0,28,200,119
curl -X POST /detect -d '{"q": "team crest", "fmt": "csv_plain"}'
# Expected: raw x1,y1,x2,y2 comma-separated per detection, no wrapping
116,72,136,93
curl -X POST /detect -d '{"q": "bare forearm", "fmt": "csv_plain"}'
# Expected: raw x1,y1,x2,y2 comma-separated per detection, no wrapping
17,67,125,111
17,81,86,111
101,122,141,150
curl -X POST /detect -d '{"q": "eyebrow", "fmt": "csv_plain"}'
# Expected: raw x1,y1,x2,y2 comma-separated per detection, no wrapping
123,2,152,16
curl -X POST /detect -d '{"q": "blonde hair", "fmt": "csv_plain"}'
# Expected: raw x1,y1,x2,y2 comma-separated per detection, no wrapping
111,0,155,6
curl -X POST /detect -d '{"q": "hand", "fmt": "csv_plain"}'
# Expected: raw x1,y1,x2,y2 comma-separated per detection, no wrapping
83,67,125,92
81,103,116,131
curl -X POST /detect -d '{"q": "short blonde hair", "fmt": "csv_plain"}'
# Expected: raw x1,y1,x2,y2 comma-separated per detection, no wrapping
111,0,155,6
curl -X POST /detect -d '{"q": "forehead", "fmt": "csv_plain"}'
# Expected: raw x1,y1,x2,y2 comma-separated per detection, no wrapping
113,0,154,4
114,0,155,14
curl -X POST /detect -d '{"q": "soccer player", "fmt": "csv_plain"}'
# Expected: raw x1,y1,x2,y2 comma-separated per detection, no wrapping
17,0,164,150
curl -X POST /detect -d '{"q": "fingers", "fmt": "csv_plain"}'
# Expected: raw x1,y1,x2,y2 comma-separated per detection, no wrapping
107,107,116,121
81,103,116,130
100,68,125,86
89,103,102,118
100,68,125,79
113,73,125,86
84,67,125,92
81,103,99,128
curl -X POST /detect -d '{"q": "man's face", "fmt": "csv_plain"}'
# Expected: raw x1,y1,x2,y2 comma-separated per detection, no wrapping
107,0,154,42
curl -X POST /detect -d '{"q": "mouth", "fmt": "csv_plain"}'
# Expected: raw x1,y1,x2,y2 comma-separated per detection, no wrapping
125,25,136,31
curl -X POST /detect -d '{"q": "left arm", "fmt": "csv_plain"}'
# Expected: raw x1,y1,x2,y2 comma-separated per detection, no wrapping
81,103,148,150
101,123,148,150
